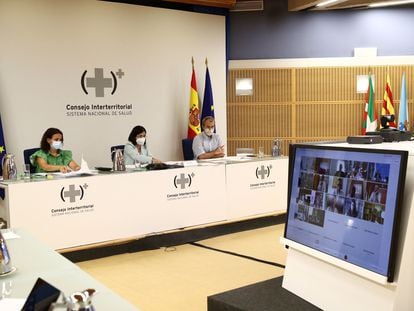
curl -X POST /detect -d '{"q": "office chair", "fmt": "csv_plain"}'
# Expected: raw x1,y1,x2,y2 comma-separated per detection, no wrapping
110,145,125,161
181,138,194,160
23,147,40,173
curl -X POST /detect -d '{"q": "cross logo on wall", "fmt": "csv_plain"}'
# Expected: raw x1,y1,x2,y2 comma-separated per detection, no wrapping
81,67,125,97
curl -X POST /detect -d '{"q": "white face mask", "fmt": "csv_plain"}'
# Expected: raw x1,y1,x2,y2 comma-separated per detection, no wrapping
136,137,146,146
50,140,63,150
204,128,214,136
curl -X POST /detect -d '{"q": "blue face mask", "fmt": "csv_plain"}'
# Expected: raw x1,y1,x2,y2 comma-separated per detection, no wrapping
51,140,63,150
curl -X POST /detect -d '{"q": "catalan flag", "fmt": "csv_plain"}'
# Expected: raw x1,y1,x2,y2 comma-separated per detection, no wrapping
382,74,396,127
398,73,409,131
201,59,215,128
187,59,201,139
362,74,378,135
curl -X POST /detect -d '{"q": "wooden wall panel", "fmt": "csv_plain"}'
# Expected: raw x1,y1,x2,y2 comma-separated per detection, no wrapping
227,104,292,137
227,68,292,103
227,65,414,156
296,102,365,138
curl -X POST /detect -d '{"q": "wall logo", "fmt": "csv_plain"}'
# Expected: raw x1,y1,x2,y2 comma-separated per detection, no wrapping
174,172,195,189
60,184,88,203
81,68,125,97
255,165,272,180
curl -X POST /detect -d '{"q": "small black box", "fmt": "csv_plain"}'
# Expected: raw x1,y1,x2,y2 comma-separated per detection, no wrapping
347,135,384,144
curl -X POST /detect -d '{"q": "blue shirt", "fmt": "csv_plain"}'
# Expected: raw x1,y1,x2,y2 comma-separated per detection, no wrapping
192,132,223,159
123,142,153,165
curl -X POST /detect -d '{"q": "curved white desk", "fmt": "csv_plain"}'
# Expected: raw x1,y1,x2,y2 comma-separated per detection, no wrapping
1,229,138,310
0,157,288,250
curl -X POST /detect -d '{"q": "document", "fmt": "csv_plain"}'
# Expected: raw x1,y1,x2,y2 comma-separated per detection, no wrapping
52,157,97,177
0,298,25,311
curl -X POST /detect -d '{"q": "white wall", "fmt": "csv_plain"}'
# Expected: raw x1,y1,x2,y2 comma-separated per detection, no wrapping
0,0,227,167
229,56,414,69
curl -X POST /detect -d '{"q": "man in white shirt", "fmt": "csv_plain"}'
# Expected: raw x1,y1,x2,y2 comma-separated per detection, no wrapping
192,116,225,160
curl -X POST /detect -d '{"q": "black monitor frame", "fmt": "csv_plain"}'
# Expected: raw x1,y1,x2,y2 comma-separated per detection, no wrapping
284,143,408,282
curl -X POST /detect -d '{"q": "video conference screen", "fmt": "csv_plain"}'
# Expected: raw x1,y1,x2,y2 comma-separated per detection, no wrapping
284,144,408,282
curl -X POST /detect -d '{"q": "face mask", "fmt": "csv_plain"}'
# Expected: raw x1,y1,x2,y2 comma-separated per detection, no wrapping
51,140,63,150
204,128,214,136
136,137,146,146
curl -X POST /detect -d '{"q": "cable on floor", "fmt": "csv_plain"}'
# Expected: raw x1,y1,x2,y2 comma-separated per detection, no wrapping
189,242,285,269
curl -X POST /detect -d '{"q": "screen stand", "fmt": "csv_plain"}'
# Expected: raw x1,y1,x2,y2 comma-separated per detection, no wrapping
282,247,396,311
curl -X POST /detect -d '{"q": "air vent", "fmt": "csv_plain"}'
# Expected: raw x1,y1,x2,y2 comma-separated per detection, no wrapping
230,0,263,12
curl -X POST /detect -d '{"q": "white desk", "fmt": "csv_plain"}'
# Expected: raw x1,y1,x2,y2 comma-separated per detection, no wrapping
225,157,288,219
1,229,138,310
0,157,288,250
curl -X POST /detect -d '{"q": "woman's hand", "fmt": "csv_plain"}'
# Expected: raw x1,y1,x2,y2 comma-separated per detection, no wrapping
59,166,70,173
152,158,162,164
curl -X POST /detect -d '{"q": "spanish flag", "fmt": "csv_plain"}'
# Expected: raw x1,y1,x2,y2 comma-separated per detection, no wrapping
382,74,396,128
187,59,201,139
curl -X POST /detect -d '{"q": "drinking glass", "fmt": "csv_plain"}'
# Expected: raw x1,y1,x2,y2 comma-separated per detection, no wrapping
23,164,31,181
258,146,264,158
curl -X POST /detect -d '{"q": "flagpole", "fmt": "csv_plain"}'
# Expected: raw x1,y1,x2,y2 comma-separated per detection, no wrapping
192,56,194,69
205,57,208,68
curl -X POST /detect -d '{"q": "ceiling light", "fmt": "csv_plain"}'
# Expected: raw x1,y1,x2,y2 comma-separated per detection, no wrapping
369,0,414,8
316,0,339,7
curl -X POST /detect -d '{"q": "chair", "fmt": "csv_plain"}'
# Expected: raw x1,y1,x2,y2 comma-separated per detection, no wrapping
182,138,194,160
23,147,40,173
110,145,125,161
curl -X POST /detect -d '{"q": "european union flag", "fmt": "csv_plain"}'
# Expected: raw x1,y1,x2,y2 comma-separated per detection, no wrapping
0,116,6,200
201,63,216,129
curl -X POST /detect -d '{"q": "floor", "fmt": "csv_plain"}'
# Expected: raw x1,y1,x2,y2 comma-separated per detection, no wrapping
77,224,287,311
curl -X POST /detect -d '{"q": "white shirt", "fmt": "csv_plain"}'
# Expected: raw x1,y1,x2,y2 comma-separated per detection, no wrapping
192,132,223,159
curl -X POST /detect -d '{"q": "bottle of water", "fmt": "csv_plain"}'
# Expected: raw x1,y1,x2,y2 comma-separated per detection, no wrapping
272,139,281,157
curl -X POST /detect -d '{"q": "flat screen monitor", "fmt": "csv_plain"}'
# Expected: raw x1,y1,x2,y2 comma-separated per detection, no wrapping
284,144,408,282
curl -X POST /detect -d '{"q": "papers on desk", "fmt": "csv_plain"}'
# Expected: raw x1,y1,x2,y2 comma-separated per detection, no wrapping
0,298,25,310
52,157,97,177
225,156,254,162
1,229,20,240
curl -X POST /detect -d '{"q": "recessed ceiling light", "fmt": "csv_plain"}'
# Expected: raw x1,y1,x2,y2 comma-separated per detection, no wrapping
316,0,339,7
369,0,414,8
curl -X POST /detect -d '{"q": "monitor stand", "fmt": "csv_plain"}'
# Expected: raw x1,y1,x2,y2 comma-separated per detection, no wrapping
281,247,396,311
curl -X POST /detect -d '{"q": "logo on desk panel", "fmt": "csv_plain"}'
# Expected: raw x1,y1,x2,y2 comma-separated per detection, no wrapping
173,172,195,189
167,172,199,201
81,67,125,97
52,183,94,217
250,164,275,190
255,165,272,180
60,183,88,203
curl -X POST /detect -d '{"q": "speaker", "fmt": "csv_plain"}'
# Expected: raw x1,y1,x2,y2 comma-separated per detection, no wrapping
347,135,384,144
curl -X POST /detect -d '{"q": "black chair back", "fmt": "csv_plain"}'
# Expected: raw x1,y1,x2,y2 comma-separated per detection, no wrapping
182,138,194,160
23,148,40,173
110,145,125,161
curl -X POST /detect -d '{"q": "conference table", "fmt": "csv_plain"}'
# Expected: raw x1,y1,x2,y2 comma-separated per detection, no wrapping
0,156,288,250
0,229,138,310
